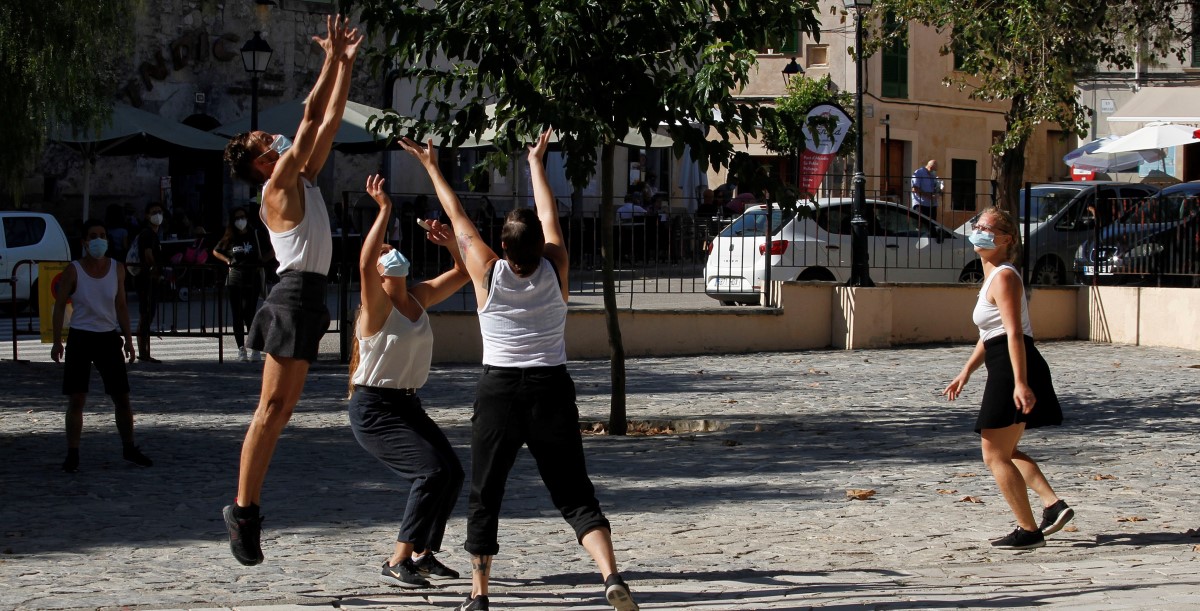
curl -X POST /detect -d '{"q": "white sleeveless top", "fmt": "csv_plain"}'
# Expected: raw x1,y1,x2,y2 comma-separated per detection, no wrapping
352,305,433,389
261,177,333,275
479,259,567,367
973,263,1033,342
69,260,119,332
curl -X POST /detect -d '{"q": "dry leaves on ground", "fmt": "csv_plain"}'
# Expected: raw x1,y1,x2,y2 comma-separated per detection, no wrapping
959,496,984,504
953,472,979,478
1092,474,1117,480
846,489,876,500
937,489,958,495
1063,525,1079,532
1117,516,1147,523
807,368,828,375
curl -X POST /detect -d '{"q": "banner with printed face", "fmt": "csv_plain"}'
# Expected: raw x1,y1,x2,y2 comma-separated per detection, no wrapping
798,103,852,196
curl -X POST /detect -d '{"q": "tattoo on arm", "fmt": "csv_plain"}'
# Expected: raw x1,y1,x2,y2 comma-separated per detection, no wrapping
456,233,474,253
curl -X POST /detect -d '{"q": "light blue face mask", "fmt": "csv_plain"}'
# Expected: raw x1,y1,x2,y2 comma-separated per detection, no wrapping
269,134,293,156
86,237,108,258
968,230,997,250
378,249,411,277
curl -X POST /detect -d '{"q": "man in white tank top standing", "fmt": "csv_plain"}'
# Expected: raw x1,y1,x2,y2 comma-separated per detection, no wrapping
219,15,362,566
51,219,151,473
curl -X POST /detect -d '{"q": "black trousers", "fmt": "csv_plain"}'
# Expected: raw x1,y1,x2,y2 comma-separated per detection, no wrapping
349,386,464,552
226,283,260,349
464,364,610,556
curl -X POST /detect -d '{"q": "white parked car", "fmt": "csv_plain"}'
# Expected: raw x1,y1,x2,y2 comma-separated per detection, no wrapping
0,212,71,312
704,198,981,305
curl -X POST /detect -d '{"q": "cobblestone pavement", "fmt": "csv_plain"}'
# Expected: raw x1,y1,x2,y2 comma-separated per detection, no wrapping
1,339,1199,610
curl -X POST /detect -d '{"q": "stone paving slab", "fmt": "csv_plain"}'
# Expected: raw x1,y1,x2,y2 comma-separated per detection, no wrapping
1,340,1198,610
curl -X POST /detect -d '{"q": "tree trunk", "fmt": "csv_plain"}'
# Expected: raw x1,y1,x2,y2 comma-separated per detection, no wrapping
599,142,628,435
994,94,1030,221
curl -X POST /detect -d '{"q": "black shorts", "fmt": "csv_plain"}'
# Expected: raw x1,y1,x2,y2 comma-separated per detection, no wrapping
247,270,329,362
62,329,130,396
975,334,1063,433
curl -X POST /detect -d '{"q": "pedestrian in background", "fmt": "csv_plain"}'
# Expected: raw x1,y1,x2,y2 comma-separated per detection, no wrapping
400,132,640,611
943,206,1073,550
132,202,165,363
911,159,942,220
348,174,470,589
51,219,152,473
212,207,273,362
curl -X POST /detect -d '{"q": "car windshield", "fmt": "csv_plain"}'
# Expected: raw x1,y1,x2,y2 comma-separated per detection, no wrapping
718,208,795,238
1121,189,1200,224
1020,187,1081,223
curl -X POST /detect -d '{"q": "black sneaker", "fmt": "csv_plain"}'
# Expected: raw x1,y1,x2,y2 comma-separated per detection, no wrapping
1039,500,1075,536
122,446,153,467
604,573,640,611
62,453,79,473
990,527,1045,550
455,594,489,610
222,504,264,566
413,552,459,579
380,559,430,588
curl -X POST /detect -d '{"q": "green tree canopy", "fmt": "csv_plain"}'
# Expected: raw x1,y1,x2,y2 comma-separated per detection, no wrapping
875,0,1189,213
0,0,140,199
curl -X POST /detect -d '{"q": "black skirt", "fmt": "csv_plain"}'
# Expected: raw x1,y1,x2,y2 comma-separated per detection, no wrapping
247,270,329,362
975,334,1063,433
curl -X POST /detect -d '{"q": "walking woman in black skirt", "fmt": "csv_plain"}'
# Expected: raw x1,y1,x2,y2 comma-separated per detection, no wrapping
943,206,1074,550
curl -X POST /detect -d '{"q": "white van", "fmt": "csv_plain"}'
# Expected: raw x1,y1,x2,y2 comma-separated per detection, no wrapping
0,212,71,312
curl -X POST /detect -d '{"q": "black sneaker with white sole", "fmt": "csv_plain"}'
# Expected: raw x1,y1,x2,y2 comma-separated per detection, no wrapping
604,573,640,611
456,594,489,610
990,526,1045,550
1039,500,1075,536
413,552,459,579
380,558,430,588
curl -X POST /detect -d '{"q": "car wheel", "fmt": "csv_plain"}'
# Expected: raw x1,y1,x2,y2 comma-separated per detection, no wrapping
958,263,984,284
796,267,836,282
1031,258,1063,286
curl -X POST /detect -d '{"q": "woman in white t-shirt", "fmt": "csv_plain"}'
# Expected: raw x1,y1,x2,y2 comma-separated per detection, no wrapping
943,206,1072,551
347,174,470,588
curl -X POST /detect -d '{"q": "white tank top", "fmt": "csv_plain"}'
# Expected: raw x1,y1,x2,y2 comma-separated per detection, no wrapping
68,260,119,332
352,305,433,389
261,177,333,275
973,263,1033,342
479,259,567,367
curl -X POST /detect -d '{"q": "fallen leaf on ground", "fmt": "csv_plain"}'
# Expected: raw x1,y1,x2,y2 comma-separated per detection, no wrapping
1117,516,1147,522
953,472,979,478
753,424,763,432
807,368,828,375
591,422,606,433
846,489,876,500
721,399,738,404
1093,474,1117,480
1064,525,1079,533
1113,361,1122,367
937,489,958,495
958,496,984,504
808,382,820,388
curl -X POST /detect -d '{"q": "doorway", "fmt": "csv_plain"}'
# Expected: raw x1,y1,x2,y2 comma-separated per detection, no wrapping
879,138,906,202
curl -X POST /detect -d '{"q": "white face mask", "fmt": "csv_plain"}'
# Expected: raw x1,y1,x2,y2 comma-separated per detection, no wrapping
234,219,248,231
150,213,164,226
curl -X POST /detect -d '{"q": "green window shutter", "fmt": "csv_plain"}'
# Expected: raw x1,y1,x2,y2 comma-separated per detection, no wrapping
881,15,909,99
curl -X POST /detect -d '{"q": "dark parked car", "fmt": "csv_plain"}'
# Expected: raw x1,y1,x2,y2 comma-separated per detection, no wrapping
1074,181,1200,286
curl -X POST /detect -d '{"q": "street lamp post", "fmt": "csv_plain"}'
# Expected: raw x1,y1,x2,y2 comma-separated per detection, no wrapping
240,31,273,132
844,0,874,287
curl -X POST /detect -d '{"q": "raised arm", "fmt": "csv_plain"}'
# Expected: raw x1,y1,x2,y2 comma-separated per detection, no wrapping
358,174,394,336
302,19,362,179
527,129,569,298
408,219,470,309
399,138,498,302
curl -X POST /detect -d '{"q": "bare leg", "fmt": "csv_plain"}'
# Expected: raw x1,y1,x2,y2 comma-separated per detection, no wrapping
981,424,1037,531
1012,448,1060,508
111,393,135,444
65,393,86,448
581,527,619,580
469,554,493,597
235,355,309,507
388,540,416,567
